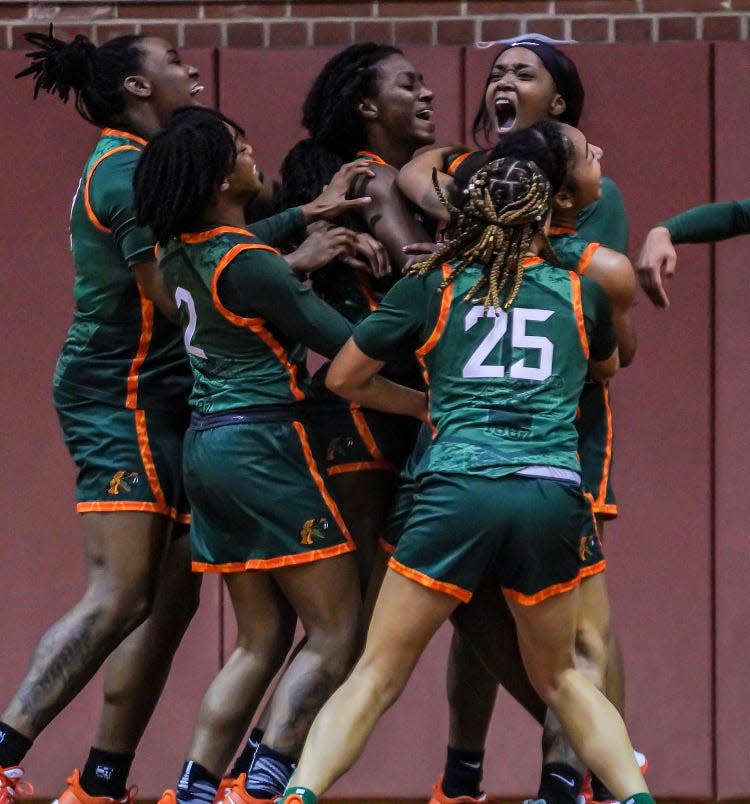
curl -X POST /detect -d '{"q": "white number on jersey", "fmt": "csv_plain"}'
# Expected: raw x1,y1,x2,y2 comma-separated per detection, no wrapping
175,286,207,359
462,305,554,381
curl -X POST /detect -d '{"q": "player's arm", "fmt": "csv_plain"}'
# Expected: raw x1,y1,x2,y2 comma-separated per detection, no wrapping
583,247,637,367
355,163,433,274
133,259,178,322
636,199,750,309
397,144,465,224
326,338,427,421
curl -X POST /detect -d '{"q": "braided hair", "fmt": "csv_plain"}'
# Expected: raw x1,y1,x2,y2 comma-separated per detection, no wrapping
134,107,244,246
15,24,146,127
410,157,554,312
279,42,402,209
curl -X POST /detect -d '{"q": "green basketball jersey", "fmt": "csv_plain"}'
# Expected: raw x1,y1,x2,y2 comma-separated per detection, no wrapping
159,221,352,413
549,226,601,273
55,128,191,410
353,257,616,478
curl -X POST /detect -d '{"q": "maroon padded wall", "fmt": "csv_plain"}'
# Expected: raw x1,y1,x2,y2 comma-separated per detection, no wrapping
0,41,731,799
712,41,750,800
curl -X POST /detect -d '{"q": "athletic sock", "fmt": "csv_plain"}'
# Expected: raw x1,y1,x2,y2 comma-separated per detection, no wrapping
245,744,296,798
0,722,32,768
441,746,484,798
176,761,219,804
590,774,615,802
281,788,317,804
229,728,264,778
537,762,583,804
80,748,135,798
622,793,655,804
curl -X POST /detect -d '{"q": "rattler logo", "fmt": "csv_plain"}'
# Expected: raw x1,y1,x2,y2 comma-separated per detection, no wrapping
299,517,329,545
326,436,356,462
578,534,592,562
107,471,140,495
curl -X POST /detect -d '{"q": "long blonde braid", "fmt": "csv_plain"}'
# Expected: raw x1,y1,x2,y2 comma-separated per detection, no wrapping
410,157,553,311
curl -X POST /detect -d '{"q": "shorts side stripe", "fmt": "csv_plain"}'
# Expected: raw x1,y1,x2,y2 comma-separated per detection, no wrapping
134,409,167,507
503,573,581,607
327,460,395,476
191,541,355,573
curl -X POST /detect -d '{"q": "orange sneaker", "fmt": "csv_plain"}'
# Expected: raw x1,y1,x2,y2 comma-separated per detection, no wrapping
213,778,235,804
221,775,278,804
0,767,33,804
428,775,487,804
53,770,135,804
157,790,178,804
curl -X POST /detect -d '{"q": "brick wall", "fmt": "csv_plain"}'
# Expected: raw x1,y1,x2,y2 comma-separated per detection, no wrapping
2,0,749,49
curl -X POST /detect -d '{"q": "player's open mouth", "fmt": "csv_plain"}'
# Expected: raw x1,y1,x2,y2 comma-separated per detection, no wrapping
416,107,433,121
190,84,204,96
495,97,516,133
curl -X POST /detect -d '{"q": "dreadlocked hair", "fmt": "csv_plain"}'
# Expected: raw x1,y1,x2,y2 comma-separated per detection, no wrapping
134,107,244,246
410,157,553,312
15,24,146,127
279,42,401,211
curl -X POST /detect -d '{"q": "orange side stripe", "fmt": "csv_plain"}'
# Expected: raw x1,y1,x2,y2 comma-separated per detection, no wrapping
327,460,395,476
191,541,355,573
292,420,355,548
210,243,305,401
84,144,141,233
503,572,582,607
134,409,167,507
78,501,177,517
578,242,601,275
350,405,384,461
388,556,471,603
101,127,147,147
596,382,614,507
569,271,589,360
125,284,154,410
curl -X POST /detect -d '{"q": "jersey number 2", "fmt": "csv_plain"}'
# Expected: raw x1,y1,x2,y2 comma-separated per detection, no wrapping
175,286,207,359
462,305,553,380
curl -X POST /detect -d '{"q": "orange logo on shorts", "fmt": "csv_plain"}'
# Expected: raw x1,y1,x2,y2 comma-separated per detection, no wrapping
299,517,329,545
578,535,591,562
107,471,140,495
326,436,355,462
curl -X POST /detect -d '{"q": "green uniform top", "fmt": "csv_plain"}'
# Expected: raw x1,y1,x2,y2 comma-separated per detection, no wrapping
56,128,192,410
158,215,353,413
353,257,616,478
661,199,750,244
549,226,600,273
445,150,628,254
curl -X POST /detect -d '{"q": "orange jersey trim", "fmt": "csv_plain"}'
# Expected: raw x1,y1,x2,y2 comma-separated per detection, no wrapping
388,556,471,603
210,243,306,401
577,242,601,275
415,263,453,385
327,460,396,476
378,536,396,555
83,144,141,233
569,271,589,360
180,225,259,244
503,572,582,607
446,151,471,176
125,285,154,410
191,541,355,573
101,127,148,147
354,269,379,312
548,225,576,236
356,149,389,166
593,503,618,518
350,405,384,462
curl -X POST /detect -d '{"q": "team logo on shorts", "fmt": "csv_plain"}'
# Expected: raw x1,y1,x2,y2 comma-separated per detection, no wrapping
299,517,329,545
326,436,356,462
107,471,140,495
578,535,593,562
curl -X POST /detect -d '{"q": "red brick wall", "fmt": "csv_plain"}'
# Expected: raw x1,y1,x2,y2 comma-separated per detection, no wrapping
2,0,749,49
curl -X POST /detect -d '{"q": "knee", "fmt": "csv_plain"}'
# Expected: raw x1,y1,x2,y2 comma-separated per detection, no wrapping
305,610,363,680
90,585,153,637
574,619,609,687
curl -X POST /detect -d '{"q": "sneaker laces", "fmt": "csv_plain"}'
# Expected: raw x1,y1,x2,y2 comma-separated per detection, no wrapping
0,769,34,804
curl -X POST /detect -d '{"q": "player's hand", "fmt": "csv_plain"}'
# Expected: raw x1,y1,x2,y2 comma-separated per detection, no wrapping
301,160,375,222
401,240,440,272
286,224,359,275
339,232,391,278
635,226,676,309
